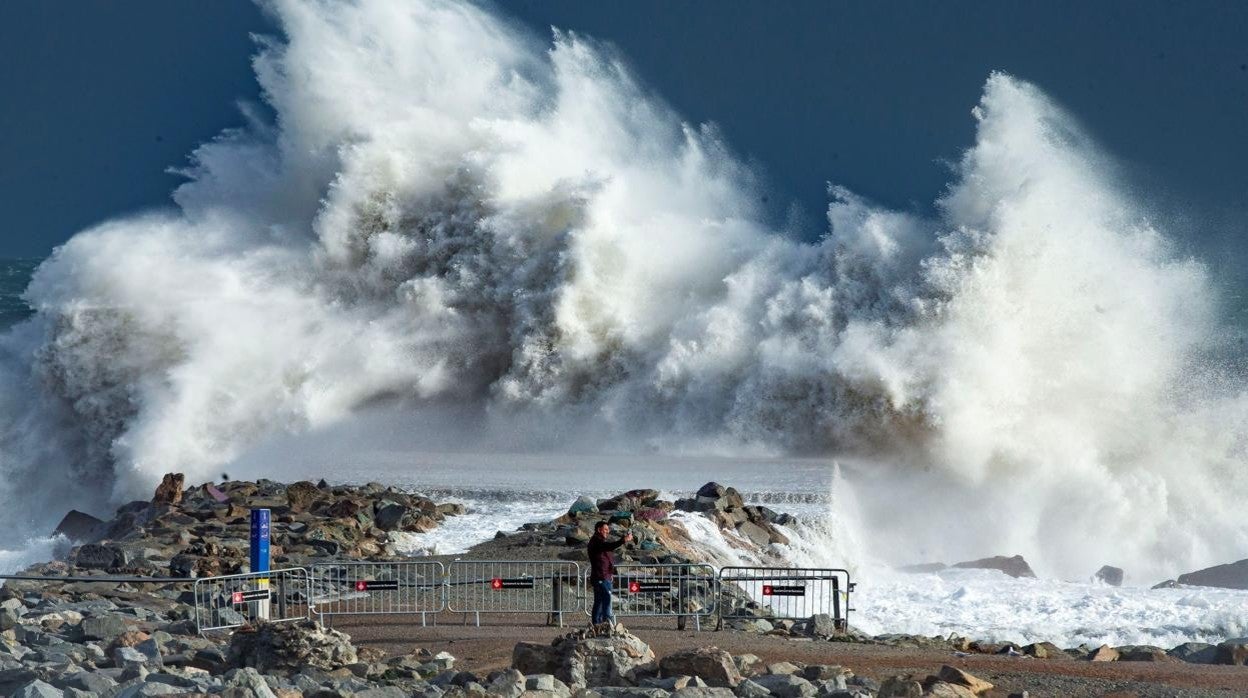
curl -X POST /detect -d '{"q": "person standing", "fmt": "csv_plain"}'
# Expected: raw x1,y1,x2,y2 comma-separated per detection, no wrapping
587,521,632,632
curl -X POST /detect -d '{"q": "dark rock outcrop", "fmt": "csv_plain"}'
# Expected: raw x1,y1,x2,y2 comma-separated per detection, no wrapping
1094,565,1123,586
952,555,1036,578
1175,559,1248,590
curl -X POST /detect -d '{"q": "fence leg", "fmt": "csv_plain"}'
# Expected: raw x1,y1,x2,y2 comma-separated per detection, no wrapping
475,611,480,628
549,576,562,627
677,614,687,631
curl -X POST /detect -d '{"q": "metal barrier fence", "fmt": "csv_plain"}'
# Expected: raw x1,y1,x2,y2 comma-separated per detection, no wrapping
193,567,310,634
447,560,581,627
186,562,854,635
717,566,853,631
588,563,718,630
310,561,446,626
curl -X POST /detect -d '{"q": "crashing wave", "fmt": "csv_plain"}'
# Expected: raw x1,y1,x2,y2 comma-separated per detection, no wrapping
1,0,1245,578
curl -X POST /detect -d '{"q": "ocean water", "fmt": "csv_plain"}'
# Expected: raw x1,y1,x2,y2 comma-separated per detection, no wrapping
2,0,1247,649
0,260,36,330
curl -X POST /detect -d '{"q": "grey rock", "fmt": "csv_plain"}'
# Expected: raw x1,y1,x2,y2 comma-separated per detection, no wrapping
736,619,772,633
569,497,599,515
1215,640,1248,665
805,614,838,637
14,680,64,698
750,674,815,698
222,667,278,698
354,688,411,698
374,502,407,531
489,668,526,698
1115,645,1172,662
546,628,655,688
658,647,741,688
1094,565,1124,586
115,646,158,673
876,676,922,698
79,615,130,641
227,620,358,673
59,670,120,694
799,665,843,682
1176,559,1248,590
527,674,559,691
734,522,771,547
670,689,734,698
72,544,118,570
813,677,850,695
584,689,670,698
732,679,770,698
0,605,21,631
115,682,183,697
952,554,1036,578
1163,644,1213,664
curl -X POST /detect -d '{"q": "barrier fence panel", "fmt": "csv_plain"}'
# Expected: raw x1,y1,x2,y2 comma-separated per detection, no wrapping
447,560,581,627
194,568,310,634
591,563,718,630
717,567,853,631
310,561,446,626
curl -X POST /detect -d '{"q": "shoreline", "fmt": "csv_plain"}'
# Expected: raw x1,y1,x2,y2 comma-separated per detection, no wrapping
0,475,1244,697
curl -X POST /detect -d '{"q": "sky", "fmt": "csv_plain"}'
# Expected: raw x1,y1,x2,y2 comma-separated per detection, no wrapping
0,1,1245,278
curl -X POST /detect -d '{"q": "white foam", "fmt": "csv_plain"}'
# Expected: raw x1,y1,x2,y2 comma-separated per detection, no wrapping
852,567,1248,648
0,0,1243,591
0,535,68,578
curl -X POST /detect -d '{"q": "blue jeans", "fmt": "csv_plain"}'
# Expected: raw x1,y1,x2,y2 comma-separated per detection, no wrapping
591,579,614,624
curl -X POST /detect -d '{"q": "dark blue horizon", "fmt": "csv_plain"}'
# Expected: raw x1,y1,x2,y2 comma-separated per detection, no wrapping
1,1,1245,282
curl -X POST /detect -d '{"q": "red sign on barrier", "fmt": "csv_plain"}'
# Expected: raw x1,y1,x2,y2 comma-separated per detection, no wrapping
491,577,535,590
231,589,270,604
762,584,805,597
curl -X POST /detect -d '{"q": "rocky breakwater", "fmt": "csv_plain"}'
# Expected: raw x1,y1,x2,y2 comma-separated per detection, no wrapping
467,481,796,567
0,474,471,696
42,474,465,579
464,482,805,631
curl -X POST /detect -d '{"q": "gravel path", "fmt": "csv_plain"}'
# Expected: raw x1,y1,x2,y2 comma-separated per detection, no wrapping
323,613,1248,697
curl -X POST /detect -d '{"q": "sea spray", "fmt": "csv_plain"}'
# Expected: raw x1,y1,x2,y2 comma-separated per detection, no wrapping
0,0,1243,581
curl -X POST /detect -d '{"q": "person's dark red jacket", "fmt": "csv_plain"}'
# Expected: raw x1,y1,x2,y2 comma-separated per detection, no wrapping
587,533,626,582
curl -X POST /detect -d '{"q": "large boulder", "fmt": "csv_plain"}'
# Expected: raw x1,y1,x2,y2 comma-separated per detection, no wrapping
52,510,106,542
1176,559,1248,590
1215,640,1248,665
72,543,119,570
1094,565,1124,586
285,481,321,512
749,674,814,697
518,627,655,688
952,555,1036,578
1116,645,1172,662
374,502,407,531
152,473,185,506
1168,642,1217,664
935,665,992,695
658,647,742,688
227,621,358,674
